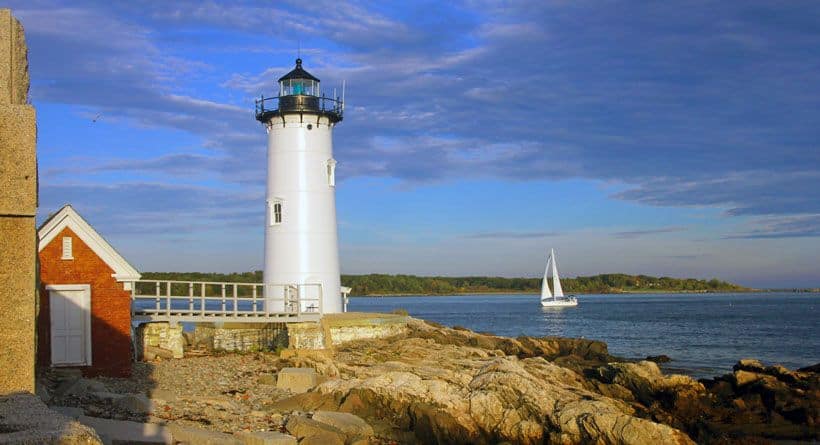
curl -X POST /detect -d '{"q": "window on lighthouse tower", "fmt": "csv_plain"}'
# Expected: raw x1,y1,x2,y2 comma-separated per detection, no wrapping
268,199,283,225
326,159,337,187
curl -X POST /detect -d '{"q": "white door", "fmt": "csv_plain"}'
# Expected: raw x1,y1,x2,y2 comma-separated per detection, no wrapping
49,285,91,366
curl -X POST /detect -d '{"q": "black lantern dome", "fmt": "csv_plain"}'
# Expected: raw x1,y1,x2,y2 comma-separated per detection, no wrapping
278,58,320,84
255,58,343,123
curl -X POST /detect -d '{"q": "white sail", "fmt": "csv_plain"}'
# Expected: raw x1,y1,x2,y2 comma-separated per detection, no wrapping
540,253,552,301
551,248,564,297
540,248,577,308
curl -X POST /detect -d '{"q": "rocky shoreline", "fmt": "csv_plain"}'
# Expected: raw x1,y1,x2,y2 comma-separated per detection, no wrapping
38,317,818,444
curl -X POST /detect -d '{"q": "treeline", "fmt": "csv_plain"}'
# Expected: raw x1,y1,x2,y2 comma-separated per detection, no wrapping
140,271,748,295
142,271,263,283
340,274,747,295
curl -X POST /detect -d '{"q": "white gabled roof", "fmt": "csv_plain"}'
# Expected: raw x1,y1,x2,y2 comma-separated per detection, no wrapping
38,205,141,282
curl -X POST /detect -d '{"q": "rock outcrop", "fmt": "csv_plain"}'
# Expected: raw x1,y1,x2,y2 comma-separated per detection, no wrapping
283,319,696,444
693,358,820,442
45,316,817,444
273,318,818,444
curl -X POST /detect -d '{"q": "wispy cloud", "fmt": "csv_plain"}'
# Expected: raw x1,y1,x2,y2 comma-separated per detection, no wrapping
464,231,560,239
39,182,263,235
612,227,687,239
726,214,820,239
660,254,709,260
615,172,820,217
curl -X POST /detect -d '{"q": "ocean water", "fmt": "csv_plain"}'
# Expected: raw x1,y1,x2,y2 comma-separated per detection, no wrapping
348,292,819,379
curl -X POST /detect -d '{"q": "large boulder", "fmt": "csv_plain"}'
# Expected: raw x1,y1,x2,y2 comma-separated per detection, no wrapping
311,411,374,441
299,431,345,445
733,369,766,388
591,361,705,407
277,367,318,393
235,431,298,445
285,414,346,444
734,358,766,373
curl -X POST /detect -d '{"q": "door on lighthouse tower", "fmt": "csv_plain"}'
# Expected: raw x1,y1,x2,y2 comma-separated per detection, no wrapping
48,284,91,366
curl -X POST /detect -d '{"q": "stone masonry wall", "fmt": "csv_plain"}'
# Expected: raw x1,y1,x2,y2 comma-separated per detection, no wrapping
287,322,325,350
0,8,37,393
287,313,409,350
137,322,184,359
195,323,288,352
328,322,408,347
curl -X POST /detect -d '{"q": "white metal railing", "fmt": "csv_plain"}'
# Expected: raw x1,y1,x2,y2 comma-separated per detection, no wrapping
130,280,322,322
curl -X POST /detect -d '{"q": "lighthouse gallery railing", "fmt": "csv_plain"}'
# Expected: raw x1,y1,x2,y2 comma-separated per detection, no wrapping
130,280,323,323
254,94,343,122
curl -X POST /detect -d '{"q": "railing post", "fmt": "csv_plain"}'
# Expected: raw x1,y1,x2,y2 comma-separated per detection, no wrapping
233,284,238,317
166,281,171,317
319,283,323,315
296,284,301,318
155,282,160,313
252,286,258,315
200,283,206,316
188,283,194,314
221,284,226,315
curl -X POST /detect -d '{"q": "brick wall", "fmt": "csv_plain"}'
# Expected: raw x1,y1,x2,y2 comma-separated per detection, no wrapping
38,227,132,377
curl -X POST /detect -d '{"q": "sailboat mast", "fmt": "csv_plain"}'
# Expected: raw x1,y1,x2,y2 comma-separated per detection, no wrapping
551,249,556,301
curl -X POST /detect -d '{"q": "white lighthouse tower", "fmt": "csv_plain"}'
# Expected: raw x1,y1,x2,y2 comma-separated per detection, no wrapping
255,58,344,314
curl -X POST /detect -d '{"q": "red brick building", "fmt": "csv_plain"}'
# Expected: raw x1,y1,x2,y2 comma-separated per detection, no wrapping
37,205,141,377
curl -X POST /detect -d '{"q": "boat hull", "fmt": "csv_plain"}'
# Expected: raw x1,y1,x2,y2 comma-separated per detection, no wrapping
540,298,578,307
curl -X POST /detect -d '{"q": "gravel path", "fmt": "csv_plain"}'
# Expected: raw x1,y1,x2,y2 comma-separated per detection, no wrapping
52,353,296,434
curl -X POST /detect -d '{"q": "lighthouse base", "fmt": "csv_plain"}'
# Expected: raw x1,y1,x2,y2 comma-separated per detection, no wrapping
262,281,343,315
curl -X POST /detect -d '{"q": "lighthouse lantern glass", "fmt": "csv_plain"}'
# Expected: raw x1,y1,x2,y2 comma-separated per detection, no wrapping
281,79,318,97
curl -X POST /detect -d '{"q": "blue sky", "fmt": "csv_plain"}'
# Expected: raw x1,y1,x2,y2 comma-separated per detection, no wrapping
10,1,820,287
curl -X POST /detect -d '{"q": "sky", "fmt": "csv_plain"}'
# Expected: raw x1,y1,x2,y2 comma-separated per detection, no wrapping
9,1,820,288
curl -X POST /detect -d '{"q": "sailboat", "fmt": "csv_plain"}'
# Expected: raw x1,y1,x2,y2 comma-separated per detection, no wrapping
540,249,578,307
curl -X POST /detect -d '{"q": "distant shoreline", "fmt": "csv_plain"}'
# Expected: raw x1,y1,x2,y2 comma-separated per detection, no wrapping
350,289,786,297
142,272,818,296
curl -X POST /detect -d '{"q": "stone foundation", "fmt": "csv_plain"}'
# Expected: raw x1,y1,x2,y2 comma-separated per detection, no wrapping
288,313,409,350
327,314,409,346
194,323,288,352
135,314,409,358
136,322,184,359
287,323,326,350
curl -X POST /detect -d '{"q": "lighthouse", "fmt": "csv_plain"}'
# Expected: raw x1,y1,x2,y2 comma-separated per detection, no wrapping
255,58,344,314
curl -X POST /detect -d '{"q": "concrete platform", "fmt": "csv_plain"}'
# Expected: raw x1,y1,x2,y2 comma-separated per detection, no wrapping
322,312,408,326
287,312,409,349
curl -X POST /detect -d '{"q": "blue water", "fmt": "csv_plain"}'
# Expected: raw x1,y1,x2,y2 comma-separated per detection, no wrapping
348,292,819,378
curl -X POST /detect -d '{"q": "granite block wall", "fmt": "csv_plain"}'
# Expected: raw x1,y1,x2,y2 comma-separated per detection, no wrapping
0,8,37,394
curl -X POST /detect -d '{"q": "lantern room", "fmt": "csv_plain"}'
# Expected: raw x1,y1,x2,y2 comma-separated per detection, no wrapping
255,58,343,123
279,58,320,96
